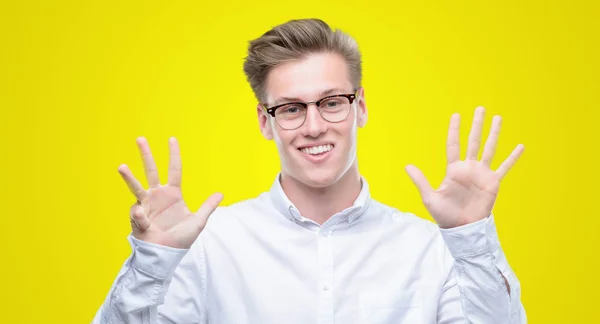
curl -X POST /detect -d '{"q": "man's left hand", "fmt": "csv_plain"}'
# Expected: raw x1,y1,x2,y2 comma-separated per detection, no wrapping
406,106,524,229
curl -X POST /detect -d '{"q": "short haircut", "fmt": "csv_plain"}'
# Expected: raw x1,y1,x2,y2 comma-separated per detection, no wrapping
243,18,362,103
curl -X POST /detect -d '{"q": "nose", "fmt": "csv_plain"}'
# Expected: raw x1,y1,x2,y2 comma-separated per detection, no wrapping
300,103,328,137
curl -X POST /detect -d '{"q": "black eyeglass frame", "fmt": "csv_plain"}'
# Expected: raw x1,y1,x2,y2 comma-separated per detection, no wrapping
262,90,359,119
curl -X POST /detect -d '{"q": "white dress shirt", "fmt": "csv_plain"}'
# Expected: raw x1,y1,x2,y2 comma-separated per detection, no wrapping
93,174,526,323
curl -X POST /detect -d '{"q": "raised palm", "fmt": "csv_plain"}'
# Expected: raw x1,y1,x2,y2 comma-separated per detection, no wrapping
406,107,524,228
117,137,223,249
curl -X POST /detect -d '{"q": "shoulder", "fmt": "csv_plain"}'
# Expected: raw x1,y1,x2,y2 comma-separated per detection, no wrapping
369,199,455,267
369,199,440,235
201,192,272,232
369,200,450,252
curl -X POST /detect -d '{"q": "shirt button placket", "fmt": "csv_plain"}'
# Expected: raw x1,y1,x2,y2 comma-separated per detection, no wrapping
317,228,335,323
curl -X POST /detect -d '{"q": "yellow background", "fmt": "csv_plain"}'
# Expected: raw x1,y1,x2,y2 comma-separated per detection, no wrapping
1,0,598,322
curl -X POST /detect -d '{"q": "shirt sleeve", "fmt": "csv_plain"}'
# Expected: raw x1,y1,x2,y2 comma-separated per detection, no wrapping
437,214,527,324
91,234,207,324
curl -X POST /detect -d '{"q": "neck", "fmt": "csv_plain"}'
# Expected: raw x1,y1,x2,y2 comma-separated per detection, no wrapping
280,161,362,225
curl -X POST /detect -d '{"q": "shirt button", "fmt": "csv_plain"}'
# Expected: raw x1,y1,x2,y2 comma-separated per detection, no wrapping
322,284,330,291
289,208,300,220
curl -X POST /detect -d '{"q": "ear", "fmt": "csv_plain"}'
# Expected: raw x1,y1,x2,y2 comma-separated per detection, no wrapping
356,87,368,128
257,104,274,140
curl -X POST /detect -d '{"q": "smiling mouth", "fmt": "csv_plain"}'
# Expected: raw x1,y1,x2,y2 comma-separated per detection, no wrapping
298,144,334,156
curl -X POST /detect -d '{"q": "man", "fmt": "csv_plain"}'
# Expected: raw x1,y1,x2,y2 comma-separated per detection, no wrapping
93,18,526,323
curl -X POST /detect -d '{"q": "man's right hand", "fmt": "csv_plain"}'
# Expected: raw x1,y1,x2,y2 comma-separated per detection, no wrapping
117,137,223,249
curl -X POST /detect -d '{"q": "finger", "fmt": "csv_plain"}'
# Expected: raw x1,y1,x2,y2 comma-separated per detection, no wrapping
193,192,224,229
481,115,502,166
496,144,525,180
466,106,486,160
405,165,433,203
168,137,182,187
136,137,161,188
118,164,148,202
130,203,151,230
446,113,461,164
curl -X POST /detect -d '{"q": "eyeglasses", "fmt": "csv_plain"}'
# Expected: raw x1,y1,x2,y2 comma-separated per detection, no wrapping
263,90,358,130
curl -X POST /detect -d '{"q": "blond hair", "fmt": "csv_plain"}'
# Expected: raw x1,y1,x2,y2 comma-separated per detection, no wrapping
243,18,362,103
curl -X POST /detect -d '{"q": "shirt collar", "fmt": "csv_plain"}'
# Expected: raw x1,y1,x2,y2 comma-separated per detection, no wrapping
268,172,372,225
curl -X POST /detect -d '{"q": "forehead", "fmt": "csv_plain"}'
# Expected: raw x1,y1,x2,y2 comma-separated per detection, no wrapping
264,52,353,104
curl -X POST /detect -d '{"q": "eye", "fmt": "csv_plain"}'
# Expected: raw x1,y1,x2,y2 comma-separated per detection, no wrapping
320,98,345,110
278,104,304,115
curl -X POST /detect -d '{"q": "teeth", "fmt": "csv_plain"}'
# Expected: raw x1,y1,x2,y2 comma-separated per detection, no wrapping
301,144,333,155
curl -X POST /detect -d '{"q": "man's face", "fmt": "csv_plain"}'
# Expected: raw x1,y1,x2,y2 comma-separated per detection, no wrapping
258,52,368,188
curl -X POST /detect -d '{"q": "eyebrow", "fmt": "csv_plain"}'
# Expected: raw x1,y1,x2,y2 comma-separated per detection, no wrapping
271,88,345,106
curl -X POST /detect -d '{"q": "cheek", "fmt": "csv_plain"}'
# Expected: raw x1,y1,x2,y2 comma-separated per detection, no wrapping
339,117,358,146
272,125,296,156
335,124,359,162
270,119,284,146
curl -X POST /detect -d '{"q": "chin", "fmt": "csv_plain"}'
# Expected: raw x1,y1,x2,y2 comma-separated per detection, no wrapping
296,166,343,188
280,146,355,189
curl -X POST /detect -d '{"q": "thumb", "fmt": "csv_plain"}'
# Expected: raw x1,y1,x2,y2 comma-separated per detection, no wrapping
130,203,151,231
405,165,433,202
194,192,224,229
